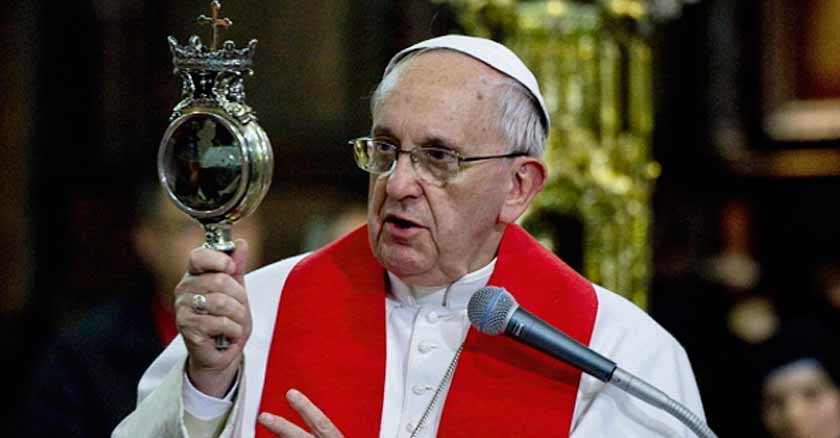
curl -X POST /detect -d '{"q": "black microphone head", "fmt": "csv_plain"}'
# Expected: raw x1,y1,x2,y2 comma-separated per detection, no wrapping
467,286,518,336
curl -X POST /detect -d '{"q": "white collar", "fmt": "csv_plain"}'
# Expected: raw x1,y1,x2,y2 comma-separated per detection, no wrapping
387,259,497,309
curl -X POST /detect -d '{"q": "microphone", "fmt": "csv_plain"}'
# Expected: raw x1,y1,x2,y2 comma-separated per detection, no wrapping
468,285,617,381
468,286,718,438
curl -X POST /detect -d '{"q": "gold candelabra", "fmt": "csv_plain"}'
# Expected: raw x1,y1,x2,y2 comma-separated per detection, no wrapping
441,0,664,308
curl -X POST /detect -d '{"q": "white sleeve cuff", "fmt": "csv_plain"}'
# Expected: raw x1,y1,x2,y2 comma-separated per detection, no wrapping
182,370,239,421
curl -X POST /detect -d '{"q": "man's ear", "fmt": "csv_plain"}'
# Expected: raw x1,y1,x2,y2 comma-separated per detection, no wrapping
499,158,547,224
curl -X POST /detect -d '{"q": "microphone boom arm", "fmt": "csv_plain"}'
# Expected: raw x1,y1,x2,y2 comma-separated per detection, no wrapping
470,286,718,438
610,367,717,438
509,306,718,438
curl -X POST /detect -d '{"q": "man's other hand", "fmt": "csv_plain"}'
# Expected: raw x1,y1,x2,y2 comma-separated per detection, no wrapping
174,239,252,397
258,389,344,438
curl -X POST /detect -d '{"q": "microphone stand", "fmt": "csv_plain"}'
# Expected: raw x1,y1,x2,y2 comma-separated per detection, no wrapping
471,286,718,438
609,367,717,438
512,308,718,438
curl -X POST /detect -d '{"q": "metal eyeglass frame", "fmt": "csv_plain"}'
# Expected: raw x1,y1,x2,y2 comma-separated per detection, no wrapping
350,137,527,185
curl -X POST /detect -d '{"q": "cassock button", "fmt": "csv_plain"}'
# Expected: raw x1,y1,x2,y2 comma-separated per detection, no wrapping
426,311,439,323
406,421,417,433
418,341,436,353
412,384,428,395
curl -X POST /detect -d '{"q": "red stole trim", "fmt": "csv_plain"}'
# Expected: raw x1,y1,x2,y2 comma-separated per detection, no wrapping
437,225,598,436
256,225,597,437
257,226,386,438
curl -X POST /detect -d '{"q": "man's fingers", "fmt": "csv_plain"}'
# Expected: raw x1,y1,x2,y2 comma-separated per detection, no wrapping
187,246,237,275
176,273,248,306
231,239,250,279
205,292,248,321
286,389,343,437
181,272,244,299
177,309,244,342
258,412,312,438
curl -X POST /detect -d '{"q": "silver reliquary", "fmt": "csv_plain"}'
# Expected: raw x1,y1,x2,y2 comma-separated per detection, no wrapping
158,1,273,351
158,0,273,255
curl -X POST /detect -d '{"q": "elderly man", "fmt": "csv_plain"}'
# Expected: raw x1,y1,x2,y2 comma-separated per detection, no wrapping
114,35,704,438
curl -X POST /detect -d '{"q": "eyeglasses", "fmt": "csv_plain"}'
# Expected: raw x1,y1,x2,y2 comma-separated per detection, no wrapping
350,137,527,185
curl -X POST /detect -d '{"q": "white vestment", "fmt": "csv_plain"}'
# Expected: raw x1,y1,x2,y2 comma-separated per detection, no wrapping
113,253,705,437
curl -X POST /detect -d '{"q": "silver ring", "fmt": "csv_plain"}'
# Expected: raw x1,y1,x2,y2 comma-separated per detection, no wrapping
191,293,209,315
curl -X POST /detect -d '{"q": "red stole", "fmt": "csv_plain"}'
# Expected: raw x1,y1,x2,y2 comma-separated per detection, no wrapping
256,225,597,437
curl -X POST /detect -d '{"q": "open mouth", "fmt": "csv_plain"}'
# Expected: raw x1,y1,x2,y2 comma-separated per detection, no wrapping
385,215,421,229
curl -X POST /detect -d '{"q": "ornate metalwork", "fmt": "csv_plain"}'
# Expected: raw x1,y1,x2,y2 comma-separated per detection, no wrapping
197,0,233,50
158,1,274,351
168,36,256,73
166,0,258,126
158,0,273,249
167,35,258,125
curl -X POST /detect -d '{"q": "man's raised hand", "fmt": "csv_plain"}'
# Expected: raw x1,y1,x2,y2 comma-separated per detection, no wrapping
174,239,252,397
258,390,344,438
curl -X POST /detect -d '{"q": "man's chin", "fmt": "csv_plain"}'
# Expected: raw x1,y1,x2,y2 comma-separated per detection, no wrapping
381,255,425,277
376,243,430,277
378,254,455,287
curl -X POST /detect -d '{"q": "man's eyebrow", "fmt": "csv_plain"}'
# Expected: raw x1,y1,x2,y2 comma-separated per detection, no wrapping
370,127,462,152
371,126,395,139
422,136,461,153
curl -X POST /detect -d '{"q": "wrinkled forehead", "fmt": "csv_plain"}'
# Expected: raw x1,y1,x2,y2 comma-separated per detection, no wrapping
388,50,507,93
382,35,550,131
372,52,509,149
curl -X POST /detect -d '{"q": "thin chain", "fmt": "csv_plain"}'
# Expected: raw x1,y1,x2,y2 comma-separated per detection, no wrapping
408,342,465,438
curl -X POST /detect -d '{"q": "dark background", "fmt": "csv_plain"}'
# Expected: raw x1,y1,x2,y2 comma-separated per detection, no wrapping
3,0,840,436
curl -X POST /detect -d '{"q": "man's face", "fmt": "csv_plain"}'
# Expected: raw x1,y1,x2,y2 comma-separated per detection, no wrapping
367,51,517,286
762,361,840,438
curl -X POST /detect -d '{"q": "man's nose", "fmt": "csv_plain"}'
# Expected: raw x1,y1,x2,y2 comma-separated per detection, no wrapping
385,153,422,198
